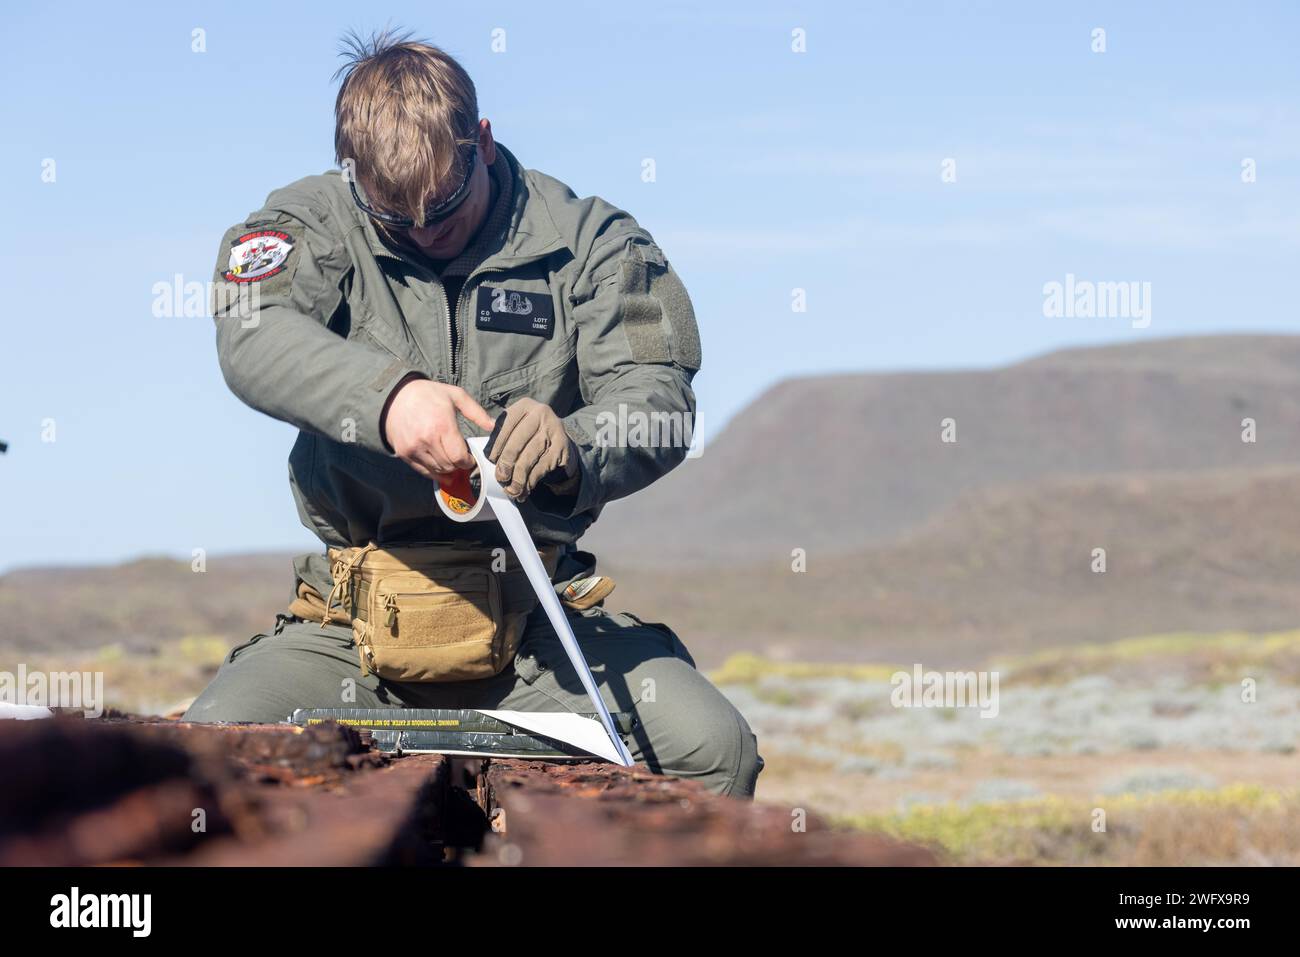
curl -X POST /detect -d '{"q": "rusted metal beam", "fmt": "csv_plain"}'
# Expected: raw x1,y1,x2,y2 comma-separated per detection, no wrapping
1,717,932,866
469,759,936,866
0,718,455,866
180,754,453,866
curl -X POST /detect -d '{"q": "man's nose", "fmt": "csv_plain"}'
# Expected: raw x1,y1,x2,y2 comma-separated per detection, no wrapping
410,222,449,244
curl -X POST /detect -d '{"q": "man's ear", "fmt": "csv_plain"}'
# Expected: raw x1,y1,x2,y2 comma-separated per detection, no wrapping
478,118,497,166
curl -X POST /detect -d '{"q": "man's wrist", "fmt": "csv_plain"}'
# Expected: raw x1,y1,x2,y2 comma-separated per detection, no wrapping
545,468,581,495
544,438,582,491
379,372,428,453
530,442,585,517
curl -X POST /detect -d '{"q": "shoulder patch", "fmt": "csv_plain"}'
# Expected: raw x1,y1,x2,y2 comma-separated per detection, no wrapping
223,230,295,283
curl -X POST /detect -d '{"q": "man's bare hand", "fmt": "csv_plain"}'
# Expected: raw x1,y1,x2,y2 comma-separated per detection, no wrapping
381,377,495,478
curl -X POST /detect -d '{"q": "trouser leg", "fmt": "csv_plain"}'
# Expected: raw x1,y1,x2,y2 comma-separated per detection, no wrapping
459,605,765,799
181,615,462,723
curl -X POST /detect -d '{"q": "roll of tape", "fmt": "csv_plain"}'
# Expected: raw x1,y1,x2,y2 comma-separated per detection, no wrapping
435,464,492,523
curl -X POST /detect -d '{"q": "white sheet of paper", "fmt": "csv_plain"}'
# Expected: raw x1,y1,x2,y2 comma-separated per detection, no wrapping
444,437,634,766
0,702,53,720
473,709,627,764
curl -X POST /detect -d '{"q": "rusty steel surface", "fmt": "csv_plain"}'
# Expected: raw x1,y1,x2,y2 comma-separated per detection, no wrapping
470,759,936,866
0,717,452,867
0,716,932,867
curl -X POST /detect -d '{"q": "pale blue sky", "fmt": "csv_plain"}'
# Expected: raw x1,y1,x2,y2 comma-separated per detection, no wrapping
2,1,1297,571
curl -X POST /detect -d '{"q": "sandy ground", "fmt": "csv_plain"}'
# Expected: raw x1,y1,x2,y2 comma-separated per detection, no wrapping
754,748,1300,818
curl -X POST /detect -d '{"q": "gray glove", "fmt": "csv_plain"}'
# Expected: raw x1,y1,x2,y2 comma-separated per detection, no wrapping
487,398,579,503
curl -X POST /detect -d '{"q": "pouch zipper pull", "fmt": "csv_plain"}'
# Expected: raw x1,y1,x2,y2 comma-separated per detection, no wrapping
384,593,399,629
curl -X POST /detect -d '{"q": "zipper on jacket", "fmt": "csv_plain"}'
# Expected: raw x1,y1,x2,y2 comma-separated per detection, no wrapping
446,249,560,384
450,265,510,384
440,283,455,379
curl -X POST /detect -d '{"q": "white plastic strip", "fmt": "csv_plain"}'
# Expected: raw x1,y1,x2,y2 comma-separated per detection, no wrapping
0,702,53,720
472,709,627,764
436,437,635,766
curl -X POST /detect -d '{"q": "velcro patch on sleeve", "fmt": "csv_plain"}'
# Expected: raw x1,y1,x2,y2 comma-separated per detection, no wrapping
648,265,701,370
616,244,673,365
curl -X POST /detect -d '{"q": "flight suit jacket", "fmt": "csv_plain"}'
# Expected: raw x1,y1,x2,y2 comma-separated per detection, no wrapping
209,142,702,564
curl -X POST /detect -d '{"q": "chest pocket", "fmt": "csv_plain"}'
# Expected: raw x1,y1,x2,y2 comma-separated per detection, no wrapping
472,274,575,408
478,331,579,416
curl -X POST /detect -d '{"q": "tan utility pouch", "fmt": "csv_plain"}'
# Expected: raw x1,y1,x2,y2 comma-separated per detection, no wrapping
320,543,560,683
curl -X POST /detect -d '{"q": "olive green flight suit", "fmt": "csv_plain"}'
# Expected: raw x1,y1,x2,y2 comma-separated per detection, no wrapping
184,143,763,799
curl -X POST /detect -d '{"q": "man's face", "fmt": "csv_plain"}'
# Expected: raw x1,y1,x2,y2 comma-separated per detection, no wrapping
404,149,493,259
356,123,498,261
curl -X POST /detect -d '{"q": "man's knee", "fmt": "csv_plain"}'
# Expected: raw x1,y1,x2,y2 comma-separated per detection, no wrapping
695,703,764,800
181,680,296,725
182,653,308,724
181,619,367,725
726,715,765,799
633,661,765,799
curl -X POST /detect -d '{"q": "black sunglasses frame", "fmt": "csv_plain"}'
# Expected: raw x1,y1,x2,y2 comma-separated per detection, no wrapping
350,142,479,229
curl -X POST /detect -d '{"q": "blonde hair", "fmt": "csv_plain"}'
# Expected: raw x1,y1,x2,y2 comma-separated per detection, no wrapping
334,29,479,226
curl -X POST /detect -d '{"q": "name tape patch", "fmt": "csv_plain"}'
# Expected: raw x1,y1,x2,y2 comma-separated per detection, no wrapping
475,286,554,338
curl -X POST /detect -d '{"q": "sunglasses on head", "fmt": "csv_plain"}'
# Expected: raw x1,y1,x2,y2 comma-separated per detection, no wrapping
350,141,479,229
